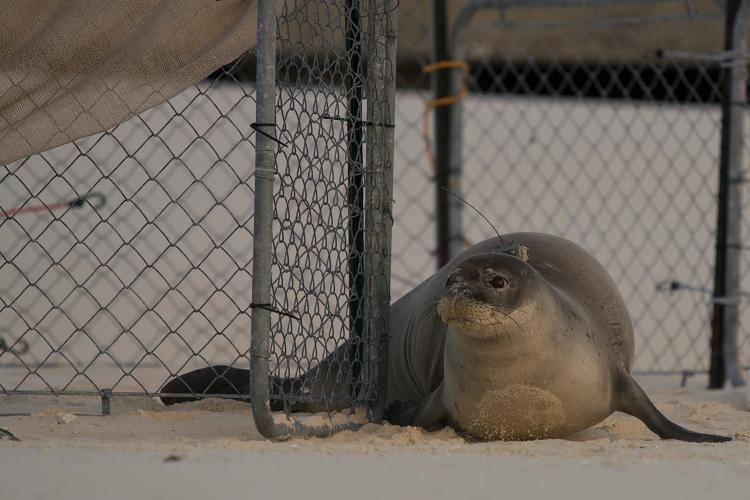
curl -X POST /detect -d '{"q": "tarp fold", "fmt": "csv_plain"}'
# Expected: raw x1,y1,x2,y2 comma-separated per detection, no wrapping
0,0,257,164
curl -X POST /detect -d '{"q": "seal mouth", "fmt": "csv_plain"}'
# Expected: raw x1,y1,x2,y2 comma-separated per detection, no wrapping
437,295,503,329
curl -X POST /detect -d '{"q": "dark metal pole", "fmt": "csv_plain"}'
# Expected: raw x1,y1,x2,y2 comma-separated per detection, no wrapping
710,0,748,389
365,0,397,421
432,0,453,267
346,0,366,402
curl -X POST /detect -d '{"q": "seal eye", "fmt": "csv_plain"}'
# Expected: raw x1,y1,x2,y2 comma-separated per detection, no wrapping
490,275,509,290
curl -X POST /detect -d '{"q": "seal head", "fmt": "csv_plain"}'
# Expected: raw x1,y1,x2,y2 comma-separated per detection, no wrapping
438,252,545,341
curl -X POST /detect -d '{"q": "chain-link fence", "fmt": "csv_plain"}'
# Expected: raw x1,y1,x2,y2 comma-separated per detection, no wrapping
0,0,397,433
260,0,396,427
390,0,749,379
1,63,260,399
2,0,745,435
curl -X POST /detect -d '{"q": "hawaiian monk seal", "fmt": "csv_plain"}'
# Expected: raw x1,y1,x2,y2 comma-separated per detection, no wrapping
160,233,731,442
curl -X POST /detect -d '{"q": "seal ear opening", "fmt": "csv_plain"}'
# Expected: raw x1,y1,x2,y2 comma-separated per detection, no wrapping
613,373,731,443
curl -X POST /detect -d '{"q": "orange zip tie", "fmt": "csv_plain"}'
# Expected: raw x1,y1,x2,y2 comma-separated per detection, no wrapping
421,60,470,173
422,60,470,107
421,60,474,249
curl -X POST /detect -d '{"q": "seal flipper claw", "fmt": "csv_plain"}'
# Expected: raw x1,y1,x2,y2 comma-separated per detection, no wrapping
614,373,731,443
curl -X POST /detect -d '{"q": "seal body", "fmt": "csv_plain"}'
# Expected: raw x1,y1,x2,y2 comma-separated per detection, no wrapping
161,233,730,443
385,233,628,439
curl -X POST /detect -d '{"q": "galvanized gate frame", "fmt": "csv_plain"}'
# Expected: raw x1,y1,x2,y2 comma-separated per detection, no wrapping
250,0,398,439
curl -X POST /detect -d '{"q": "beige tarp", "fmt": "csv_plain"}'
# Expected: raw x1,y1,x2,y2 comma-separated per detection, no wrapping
0,0,257,164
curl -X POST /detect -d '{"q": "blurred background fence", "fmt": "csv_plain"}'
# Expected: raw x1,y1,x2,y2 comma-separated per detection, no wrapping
389,0,749,384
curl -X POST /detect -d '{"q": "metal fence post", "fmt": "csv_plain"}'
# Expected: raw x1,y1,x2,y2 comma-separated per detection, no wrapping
346,0,367,408
446,2,485,265
432,0,460,267
365,0,397,421
250,0,289,439
444,1,508,263
710,0,748,388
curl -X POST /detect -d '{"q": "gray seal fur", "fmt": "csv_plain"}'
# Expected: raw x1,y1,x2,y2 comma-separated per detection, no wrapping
161,233,730,442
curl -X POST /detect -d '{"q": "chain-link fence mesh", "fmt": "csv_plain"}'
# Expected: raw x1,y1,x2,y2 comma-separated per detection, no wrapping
390,0,749,375
1,59,258,397
265,0,395,412
1,0,397,415
390,2,438,295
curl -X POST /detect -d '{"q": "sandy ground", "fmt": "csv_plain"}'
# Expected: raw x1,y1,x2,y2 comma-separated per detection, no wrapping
1,374,748,499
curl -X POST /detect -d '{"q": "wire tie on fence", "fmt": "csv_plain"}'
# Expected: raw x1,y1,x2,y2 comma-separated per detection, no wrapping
249,302,300,321
719,241,747,250
655,280,681,294
655,280,746,305
320,115,395,128
1,191,106,218
421,60,470,109
73,192,107,210
250,352,271,361
422,60,469,74
421,60,470,173
250,122,288,148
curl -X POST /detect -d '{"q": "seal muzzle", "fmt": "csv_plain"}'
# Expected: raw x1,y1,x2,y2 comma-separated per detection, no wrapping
437,252,534,335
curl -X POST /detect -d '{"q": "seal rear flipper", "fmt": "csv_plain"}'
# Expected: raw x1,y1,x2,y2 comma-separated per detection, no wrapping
613,373,731,443
386,385,448,429
159,365,251,405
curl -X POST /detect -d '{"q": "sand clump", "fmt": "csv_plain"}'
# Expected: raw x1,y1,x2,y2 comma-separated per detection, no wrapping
56,413,76,424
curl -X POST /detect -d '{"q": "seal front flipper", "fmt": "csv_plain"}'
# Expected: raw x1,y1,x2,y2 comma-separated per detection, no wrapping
613,372,731,443
386,383,448,430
